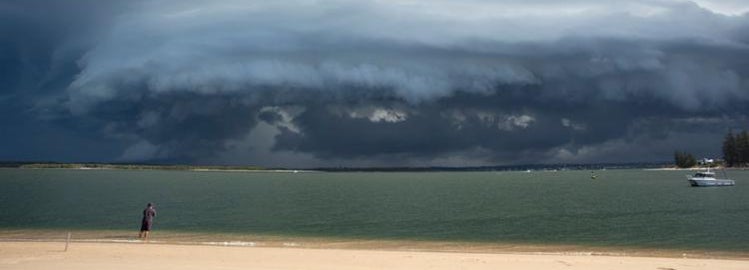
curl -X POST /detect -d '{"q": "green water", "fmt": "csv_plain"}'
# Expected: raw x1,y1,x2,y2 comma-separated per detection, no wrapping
0,168,747,251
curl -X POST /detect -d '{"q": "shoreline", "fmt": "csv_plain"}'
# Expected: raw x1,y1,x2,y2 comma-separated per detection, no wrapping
2,229,747,260
3,167,313,173
2,241,748,270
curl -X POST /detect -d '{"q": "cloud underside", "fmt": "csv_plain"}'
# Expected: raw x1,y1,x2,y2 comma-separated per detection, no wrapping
3,0,749,166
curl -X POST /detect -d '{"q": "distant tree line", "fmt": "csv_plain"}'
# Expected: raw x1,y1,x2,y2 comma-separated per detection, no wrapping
723,130,749,167
19,163,265,171
674,151,697,168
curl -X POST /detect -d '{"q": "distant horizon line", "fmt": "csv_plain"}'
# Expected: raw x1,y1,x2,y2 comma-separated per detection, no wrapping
0,160,674,172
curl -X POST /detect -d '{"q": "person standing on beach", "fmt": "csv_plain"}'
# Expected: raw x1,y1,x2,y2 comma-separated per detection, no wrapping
139,203,157,240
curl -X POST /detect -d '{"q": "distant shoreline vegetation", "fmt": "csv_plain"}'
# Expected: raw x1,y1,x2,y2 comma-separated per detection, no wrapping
4,163,265,171
723,130,749,167
673,151,698,168
0,162,670,172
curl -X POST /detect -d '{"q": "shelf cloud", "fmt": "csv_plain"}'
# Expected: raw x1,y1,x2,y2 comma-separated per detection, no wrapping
2,0,749,166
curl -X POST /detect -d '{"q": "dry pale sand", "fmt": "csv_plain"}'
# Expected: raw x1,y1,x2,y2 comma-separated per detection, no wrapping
1,241,748,270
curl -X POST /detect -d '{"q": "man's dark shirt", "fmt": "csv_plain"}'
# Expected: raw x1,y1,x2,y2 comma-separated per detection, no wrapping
143,207,156,222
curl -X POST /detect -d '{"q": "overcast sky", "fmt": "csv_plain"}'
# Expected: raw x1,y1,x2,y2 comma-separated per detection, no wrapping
1,0,748,167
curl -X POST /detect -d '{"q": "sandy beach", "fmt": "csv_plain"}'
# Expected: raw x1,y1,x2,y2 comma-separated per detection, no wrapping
1,241,747,270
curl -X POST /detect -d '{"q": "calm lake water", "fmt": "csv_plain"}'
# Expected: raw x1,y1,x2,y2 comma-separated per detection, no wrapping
1,168,747,251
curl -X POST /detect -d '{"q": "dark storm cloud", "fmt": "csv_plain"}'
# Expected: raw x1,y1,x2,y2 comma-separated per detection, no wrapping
0,0,136,161
3,0,749,166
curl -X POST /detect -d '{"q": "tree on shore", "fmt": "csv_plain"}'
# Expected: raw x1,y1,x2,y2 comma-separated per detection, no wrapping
723,129,749,167
739,131,749,166
674,151,697,168
723,130,738,167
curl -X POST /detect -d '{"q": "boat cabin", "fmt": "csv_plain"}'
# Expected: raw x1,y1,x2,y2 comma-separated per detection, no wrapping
693,172,715,178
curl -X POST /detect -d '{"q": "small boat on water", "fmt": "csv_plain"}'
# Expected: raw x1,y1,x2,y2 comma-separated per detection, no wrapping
686,168,735,187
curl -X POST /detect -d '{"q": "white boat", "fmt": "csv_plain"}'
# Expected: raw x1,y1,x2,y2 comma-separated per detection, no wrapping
686,168,735,187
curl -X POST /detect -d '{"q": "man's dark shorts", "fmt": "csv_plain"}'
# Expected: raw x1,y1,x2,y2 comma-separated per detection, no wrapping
140,220,152,231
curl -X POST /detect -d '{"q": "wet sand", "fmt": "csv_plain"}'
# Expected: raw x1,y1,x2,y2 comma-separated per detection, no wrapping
1,229,748,260
1,241,748,270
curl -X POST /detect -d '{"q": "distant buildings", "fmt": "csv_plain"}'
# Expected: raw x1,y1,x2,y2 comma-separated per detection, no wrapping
698,158,716,166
